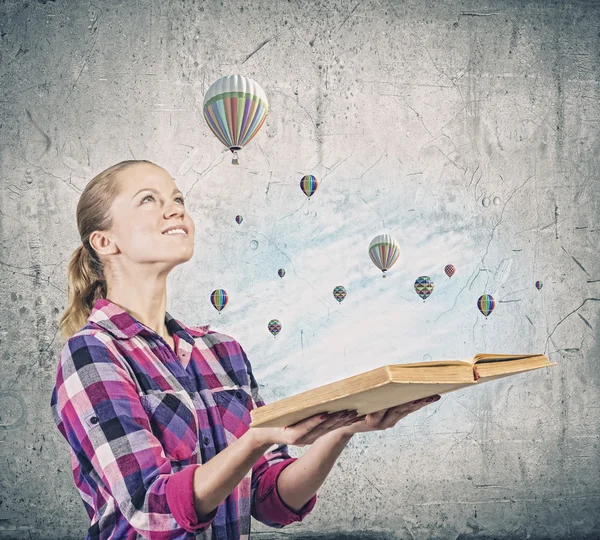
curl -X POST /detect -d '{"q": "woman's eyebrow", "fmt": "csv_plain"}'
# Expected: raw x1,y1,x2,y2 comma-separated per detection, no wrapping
132,187,183,199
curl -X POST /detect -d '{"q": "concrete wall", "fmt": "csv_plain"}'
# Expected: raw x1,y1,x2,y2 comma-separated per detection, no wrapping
1,0,599,538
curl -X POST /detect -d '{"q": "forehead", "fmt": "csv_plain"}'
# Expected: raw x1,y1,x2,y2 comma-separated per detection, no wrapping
117,163,178,193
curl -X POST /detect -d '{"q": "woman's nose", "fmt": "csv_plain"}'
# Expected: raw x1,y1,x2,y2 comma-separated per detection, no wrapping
165,202,184,217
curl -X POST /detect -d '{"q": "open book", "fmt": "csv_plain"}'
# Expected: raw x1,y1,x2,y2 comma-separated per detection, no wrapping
249,353,555,428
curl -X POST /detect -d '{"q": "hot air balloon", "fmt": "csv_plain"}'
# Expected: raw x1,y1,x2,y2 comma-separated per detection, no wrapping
300,175,318,199
414,276,434,302
210,289,229,313
235,215,243,224
333,285,347,303
203,75,268,165
268,319,282,337
444,264,455,278
368,234,400,278
477,294,495,318
535,280,543,290
278,268,286,278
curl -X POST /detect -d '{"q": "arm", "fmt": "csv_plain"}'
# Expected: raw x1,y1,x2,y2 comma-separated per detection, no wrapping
239,343,354,527
51,333,217,538
275,429,353,511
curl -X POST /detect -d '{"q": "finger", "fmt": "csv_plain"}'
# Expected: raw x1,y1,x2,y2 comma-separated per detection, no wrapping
311,411,353,432
287,411,332,432
305,410,358,440
291,410,352,444
382,396,441,427
380,407,411,427
329,411,359,431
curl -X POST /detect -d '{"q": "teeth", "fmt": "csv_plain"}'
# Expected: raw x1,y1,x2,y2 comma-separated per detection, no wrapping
164,229,186,235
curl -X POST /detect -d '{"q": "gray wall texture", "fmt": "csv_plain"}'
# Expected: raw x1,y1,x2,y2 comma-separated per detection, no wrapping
1,0,599,538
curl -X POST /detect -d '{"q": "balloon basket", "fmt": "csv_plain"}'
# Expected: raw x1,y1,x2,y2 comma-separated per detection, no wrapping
230,147,241,165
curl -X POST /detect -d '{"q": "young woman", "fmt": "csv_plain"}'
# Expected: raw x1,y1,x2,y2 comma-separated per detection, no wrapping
51,159,441,540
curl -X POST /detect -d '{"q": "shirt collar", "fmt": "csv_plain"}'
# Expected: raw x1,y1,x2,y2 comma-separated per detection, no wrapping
88,298,210,346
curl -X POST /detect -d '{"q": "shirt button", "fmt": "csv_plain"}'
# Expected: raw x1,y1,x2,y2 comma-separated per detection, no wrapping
202,436,211,446
235,391,243,399
165,395,176,405
188,392,195,400
90,416,98,425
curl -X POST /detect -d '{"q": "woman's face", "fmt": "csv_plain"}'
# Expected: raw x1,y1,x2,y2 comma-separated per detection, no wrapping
105,162,195,272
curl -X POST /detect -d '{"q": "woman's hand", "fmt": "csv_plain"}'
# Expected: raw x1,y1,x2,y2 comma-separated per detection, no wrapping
248,395,441,446
335,395,441,436
248,410,363,447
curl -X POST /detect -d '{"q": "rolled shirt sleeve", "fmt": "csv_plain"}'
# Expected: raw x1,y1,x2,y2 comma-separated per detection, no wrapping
238,342,318,527
251,452,317,527
51,333,217,538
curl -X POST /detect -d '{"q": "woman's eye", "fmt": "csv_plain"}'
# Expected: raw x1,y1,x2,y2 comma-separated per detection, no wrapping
141,194,185,205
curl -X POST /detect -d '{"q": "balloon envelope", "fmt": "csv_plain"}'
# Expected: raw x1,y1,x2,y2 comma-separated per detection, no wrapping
368,234,400,277
445,264,455,278
333,285,347,303
300,175,318,199
268,319,282,337
477,294,495,317
210,289,229,312
278,268,286,278
235,215,243,224
414,276,434,301
535,280,543,290
203,75,268,162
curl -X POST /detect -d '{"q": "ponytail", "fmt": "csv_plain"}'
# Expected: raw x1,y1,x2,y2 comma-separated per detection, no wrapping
58,243,107,341
57,159,154,342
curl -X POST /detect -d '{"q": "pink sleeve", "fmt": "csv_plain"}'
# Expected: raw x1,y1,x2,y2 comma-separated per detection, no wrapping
252,458,317,527
166,465,218,532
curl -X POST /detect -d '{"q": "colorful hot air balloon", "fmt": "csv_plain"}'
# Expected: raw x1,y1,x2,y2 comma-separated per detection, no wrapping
414,276,434,302
444,264,455,278
368,234,400,278
268,319,282,337
300,175,318,199
333,285,347,303
535,280,543,290
278,268,286,278
203,75,268,165
235,215,243,224
210,289,229,313
477,294,495,318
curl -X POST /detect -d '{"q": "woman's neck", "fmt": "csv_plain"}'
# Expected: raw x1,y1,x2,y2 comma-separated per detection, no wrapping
105,274,171,342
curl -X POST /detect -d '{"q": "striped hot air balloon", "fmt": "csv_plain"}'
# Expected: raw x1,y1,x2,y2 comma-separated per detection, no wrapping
477,294,495,318
210,289,229,313
414,276,434,302
235,215,243,224
278,268,286,278
300,175,318,199
333,285,347,303
535,280,543,290
203,75,268,164
444,264,455,278
368,234,400,278
268,319,282,337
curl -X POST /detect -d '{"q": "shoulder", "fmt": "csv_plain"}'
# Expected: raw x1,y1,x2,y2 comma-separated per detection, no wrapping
56,328,124,380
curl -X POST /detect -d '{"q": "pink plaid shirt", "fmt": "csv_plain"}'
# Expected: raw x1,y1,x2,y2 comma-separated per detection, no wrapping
51,298,317,539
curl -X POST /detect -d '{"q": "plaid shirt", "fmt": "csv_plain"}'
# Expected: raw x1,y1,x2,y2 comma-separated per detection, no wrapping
51,298,316,539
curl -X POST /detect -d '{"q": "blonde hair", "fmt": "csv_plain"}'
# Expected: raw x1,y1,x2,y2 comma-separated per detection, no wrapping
58,159,154,341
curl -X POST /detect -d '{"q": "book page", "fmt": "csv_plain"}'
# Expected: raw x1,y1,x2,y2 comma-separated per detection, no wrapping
473,353,545,364
391,359,474,368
